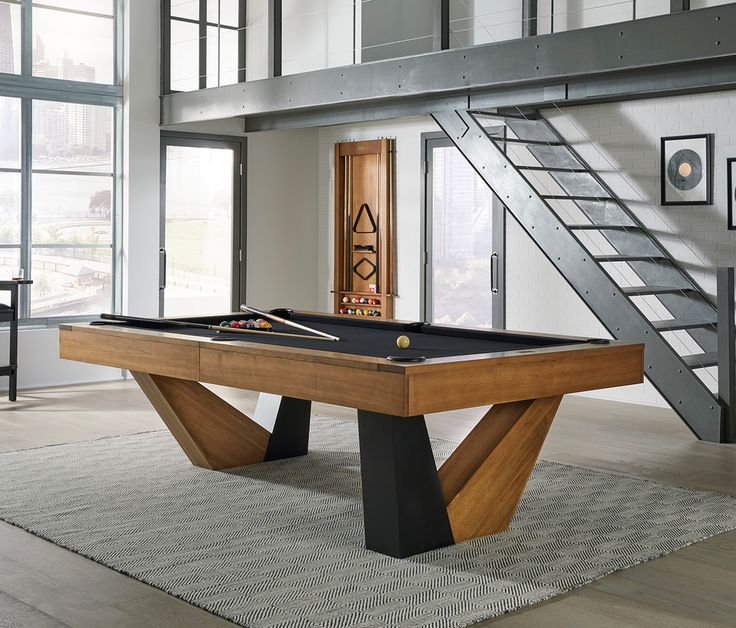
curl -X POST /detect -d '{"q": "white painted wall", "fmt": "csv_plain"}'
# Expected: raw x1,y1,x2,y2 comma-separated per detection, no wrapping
550,0,635,31
468,0,523,44
451,0,665,44
691,0,735,7
282,0,354,75
246,127,320,310
124,0,161,319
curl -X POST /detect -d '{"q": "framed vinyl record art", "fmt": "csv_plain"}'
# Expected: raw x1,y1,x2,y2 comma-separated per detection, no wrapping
661,134,713,206
728,158,736,230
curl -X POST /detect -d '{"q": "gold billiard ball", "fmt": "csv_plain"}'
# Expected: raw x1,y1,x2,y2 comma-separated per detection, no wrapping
396,335,410,349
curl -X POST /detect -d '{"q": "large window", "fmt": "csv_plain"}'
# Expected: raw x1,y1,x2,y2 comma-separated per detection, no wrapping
0,0,120,321
168,0,245,92
32,0,115,84
0,96,23,298
0,1,21,74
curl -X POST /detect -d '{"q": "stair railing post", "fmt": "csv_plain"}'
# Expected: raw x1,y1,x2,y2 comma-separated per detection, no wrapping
717,266,736,443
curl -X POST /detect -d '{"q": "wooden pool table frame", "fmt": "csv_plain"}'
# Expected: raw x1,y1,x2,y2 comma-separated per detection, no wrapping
60,316,643,558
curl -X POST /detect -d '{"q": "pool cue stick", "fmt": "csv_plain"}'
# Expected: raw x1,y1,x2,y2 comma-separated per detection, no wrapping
97,313,335,341
239,305,341,341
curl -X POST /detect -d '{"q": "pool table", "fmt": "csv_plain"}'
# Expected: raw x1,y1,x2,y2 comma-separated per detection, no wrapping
59,310,644,558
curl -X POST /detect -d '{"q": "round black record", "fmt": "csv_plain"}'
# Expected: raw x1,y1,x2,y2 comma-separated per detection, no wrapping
667,149,703,191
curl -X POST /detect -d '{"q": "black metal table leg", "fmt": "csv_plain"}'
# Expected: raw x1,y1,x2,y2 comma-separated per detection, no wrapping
263,395,312,460
357,409,454,558
8,284,18,402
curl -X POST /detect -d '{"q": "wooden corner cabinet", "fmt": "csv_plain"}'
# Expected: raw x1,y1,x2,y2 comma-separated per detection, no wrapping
333,139,395,320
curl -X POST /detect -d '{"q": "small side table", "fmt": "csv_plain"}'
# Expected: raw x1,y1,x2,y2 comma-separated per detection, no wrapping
0,280,33,402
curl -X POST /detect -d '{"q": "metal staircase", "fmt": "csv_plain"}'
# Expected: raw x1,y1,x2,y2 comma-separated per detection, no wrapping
432,109,734,443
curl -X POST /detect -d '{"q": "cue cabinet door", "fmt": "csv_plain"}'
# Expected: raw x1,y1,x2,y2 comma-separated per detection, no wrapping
334,139,395,320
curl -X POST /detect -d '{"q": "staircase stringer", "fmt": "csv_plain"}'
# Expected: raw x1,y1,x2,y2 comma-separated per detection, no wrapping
432,109,725,442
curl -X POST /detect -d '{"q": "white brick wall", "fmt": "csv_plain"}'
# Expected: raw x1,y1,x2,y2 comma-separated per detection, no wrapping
315,89,736,408
548,92,736,294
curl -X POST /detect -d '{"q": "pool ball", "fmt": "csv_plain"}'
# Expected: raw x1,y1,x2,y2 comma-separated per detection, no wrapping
229,321,241,328
238,320,249,327
342,296,349,303
396,335,410,349
219,321,230,328
255,318,272,329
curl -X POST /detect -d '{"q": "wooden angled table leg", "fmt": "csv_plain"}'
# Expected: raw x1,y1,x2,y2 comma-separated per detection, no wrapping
131,372,311,470
438,395,563,542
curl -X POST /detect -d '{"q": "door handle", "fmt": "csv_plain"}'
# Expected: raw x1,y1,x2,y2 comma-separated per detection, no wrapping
159,247,166,291
490,252,499,294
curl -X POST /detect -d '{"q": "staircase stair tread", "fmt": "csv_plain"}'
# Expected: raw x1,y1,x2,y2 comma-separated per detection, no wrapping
542,194,616,201
595,255,668,262
681,352,719,368
569,224,640,230
494,137,565,146
518,165,590,173
622,285,697,296
651,318,717,331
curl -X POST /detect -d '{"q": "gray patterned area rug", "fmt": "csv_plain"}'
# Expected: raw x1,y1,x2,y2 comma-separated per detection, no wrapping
1,417,736,628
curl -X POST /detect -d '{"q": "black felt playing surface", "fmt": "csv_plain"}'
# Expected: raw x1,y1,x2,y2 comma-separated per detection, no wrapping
107,313,585,360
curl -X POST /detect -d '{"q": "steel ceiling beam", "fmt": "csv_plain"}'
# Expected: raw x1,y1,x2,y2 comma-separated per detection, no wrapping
162,4,736,129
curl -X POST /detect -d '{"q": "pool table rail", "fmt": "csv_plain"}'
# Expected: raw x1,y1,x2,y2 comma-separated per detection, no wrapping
60,323,643,416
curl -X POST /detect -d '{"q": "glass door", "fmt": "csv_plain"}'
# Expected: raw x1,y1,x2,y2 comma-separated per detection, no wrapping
159,133,245,316
423,135,505,329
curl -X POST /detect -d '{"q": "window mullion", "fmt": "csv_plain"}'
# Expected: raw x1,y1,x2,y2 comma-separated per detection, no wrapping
114,0,123,88
199,0,207,89
238,0,246,83
113,103,122,313
20,97,31,319
20,0,31,76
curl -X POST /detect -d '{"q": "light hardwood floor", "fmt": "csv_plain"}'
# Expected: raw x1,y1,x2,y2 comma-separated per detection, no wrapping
0,380,734,627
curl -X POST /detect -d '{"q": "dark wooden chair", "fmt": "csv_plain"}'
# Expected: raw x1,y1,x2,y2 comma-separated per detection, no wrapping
0,281,32,402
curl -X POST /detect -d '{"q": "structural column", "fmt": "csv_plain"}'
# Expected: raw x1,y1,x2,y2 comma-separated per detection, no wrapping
717,267,735,443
